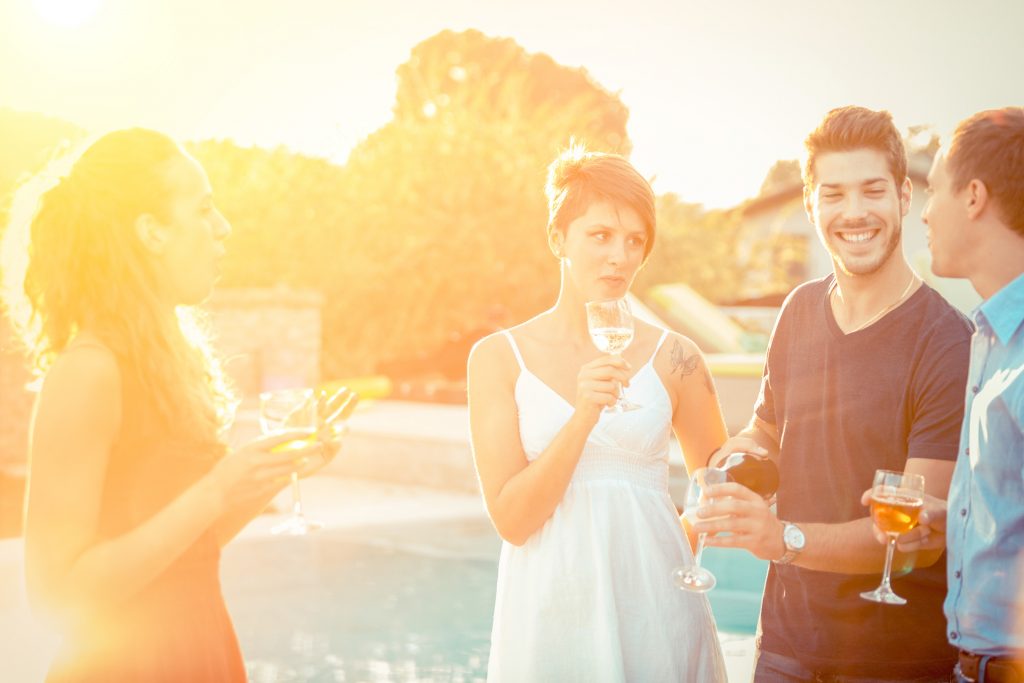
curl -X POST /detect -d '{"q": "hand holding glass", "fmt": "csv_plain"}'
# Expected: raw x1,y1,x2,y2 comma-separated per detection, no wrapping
672,467,728,592
585,298,640,412
259,387,322,535
860,469,925,605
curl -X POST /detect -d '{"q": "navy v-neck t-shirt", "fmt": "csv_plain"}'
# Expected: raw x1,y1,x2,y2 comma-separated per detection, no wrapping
755,275,972,677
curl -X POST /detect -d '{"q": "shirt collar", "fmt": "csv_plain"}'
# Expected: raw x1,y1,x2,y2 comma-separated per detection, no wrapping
975,272,1024,346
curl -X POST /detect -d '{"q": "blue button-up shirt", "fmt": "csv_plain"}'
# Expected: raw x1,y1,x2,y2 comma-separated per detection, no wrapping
945,272,1024,655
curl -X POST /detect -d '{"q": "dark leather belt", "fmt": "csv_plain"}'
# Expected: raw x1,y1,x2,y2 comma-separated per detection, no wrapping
959,650,1024,683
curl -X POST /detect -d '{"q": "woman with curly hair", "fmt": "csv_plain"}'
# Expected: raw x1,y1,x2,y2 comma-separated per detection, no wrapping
1,128,329,681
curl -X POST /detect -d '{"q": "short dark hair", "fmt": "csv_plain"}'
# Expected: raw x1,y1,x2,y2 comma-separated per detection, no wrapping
946,107,1024,237
803,106,907,189
545,145,656,258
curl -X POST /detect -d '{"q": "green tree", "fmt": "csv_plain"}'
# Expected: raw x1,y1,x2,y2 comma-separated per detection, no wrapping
635,194,747,303
394,29,630,154
312,29,633,377
188,140,350,290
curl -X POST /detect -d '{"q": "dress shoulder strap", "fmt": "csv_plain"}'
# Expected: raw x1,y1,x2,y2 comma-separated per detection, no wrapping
653,329,670,355
502,330,526,371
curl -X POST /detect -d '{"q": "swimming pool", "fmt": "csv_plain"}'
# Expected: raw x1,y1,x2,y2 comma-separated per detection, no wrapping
221,516,767,682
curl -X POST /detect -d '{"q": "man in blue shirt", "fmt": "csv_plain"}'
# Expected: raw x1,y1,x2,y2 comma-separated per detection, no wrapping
890,107,1024,682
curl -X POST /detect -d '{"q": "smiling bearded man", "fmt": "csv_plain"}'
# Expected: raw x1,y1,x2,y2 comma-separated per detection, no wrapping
696,106,973,682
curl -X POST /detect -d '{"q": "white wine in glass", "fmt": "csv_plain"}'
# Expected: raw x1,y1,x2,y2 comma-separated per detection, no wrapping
585,298,640,412
259,387,324,535
672,467,727,592
860,469,925,605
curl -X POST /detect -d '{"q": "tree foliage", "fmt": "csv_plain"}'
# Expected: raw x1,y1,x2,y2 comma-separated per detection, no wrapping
179,30,635,378
305,29,634,377
394,29,630,154
634,193,746,303
0,31,764,383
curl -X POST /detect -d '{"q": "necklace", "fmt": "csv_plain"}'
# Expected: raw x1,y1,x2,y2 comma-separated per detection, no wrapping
830,273,918,334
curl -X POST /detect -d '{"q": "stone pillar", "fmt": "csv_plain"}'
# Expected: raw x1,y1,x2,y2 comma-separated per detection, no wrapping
204,286,324,398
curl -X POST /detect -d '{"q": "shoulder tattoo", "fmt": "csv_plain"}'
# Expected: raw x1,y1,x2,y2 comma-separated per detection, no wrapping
670,339,714,395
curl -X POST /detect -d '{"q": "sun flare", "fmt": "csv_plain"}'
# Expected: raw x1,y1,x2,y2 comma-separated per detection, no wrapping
32,0,102,28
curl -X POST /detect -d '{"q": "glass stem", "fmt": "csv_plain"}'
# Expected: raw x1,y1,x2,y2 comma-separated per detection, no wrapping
615,352,627,403
880,535,897,592
290,471,304,517
694,532,708,569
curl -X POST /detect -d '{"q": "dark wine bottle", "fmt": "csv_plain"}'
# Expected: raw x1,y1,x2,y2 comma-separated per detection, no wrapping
718,452,779,499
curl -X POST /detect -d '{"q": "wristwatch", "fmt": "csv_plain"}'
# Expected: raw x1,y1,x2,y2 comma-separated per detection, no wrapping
774,522,805,565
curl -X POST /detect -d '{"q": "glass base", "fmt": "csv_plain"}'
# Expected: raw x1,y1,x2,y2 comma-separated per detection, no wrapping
860,587,907,605
604,398,642,413
271,515,324,536
672,566,716,592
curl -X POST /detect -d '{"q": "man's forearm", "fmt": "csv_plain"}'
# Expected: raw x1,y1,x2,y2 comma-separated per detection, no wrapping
791,517,931,574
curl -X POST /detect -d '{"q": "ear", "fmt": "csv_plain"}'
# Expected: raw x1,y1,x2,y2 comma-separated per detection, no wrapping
134,213,169,255
547,225,565,258
899,177,913,217
965,179,989,221
803,186,814,222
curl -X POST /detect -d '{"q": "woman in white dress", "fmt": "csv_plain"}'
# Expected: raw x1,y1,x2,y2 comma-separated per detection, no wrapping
468,146,728,682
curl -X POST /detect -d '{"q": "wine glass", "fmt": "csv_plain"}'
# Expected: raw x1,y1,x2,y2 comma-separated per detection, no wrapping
259,387,323,535
585,298,640,412
860,469,925,605
672,467,728,592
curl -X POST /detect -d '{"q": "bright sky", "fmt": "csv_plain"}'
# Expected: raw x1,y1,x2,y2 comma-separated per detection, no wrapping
1,0,1021,208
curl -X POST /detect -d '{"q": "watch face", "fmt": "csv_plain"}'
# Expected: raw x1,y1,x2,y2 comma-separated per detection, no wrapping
784,524,806,550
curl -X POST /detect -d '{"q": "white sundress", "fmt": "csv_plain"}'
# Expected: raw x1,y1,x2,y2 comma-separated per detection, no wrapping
485,330,727,683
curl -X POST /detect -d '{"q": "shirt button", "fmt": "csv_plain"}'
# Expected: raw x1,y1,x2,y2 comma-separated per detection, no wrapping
961,508,968,517
954,570,962,579
950,631,959,640
965,448,971,456
972,385,980,394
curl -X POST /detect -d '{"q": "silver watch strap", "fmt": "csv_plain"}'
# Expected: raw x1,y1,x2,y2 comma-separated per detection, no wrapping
773,522,802,565
774,548,798,565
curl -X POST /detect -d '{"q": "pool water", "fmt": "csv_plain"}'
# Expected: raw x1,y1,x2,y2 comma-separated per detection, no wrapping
222,518,766,682
703,546,769,633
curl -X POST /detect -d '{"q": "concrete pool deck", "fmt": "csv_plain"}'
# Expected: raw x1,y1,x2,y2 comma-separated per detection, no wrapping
0,399,759,681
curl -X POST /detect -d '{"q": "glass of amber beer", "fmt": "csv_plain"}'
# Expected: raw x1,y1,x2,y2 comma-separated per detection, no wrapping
860,469,925,605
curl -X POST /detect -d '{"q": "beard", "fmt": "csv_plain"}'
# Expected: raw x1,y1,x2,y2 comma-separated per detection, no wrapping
827,215,903,277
